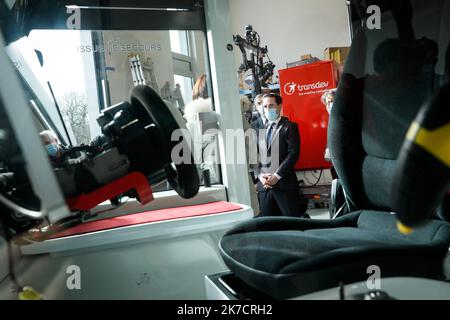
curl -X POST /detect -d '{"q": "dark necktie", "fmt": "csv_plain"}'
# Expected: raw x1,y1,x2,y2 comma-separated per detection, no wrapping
267,123,275,147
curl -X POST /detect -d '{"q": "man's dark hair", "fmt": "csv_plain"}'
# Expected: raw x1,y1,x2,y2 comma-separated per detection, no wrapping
263,93,282,105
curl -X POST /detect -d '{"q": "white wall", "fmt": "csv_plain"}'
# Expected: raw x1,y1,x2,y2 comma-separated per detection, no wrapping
102,31,208,106
229,0,351,76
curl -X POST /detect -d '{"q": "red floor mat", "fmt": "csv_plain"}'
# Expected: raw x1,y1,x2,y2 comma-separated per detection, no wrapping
51,201,243,239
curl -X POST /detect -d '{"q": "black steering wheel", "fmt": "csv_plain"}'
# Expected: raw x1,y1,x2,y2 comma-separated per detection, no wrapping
392,82,450,227
129,85,200,199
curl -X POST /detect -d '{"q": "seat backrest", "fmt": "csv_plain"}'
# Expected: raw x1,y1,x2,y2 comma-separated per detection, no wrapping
329,0,450,212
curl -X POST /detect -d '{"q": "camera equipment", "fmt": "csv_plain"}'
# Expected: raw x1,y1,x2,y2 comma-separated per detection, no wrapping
233,25,275,95
57,85,200,211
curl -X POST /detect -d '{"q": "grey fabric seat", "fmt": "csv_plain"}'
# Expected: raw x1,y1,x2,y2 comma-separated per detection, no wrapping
220,211,450,299
219,0,450,299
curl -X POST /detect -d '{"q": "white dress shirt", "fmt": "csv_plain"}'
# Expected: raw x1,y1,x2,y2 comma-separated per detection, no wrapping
259,116,283,183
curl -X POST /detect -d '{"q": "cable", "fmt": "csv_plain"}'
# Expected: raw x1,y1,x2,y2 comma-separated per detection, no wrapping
304,169,323,186
0,193,42,219
314,170,323,186
310,170,320,180
265,52,273,65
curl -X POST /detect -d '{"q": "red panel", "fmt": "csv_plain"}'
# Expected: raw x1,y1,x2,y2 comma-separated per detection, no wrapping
51,201,243,239
66,172,154,212
279,60,337,171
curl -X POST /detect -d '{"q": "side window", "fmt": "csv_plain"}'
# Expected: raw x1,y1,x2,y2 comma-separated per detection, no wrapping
27,28,222,192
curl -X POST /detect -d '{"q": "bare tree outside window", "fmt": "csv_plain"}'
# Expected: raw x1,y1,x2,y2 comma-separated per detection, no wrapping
60,91,91,145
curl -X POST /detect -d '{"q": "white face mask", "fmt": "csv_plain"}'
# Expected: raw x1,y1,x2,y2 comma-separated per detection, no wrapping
45,143,59,157
264,108,279,122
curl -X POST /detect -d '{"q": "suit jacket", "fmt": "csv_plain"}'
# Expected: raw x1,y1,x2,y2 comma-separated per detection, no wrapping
255,117,300,192
251,113,267,131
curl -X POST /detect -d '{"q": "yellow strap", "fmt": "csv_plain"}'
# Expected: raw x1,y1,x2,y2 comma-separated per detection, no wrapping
406,122,450,168
397,222,414,235
18,287,44,300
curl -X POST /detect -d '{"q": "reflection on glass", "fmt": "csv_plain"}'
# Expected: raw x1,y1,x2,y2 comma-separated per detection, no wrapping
11,29,221,192
169,30,190,56
174,74,193,111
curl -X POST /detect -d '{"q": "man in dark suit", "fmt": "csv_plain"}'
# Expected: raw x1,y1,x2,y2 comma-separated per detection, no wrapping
255,93,303,217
